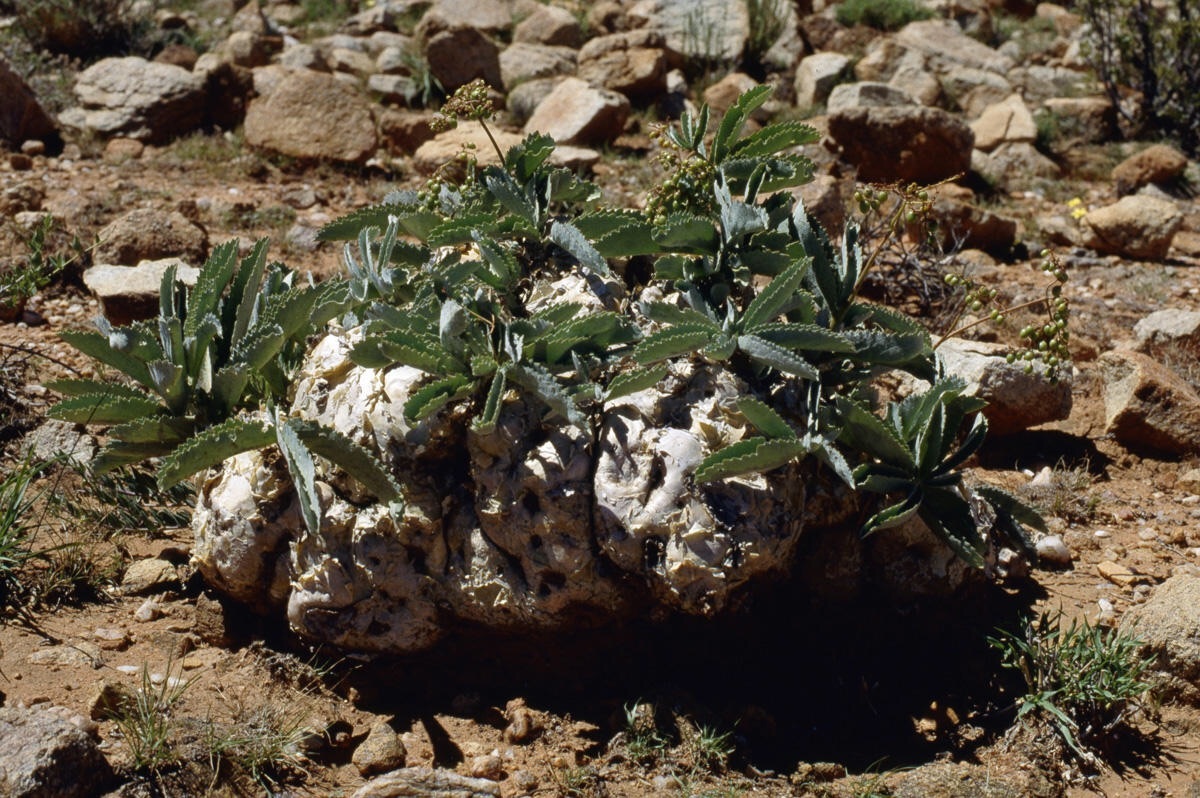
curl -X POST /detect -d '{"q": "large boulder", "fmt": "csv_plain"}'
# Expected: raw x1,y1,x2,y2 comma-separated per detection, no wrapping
498,43,577,92
1121,574,1200,703
82,258,201,326
577,31,670,101
1099,350,1200,456
1112,143,1189,196
895,19,1014,75
93,208,208,267
970,94,1037,151
422,27,502,92
1083,195,1183,261
0,57,57,148
628,0,749,63
935,339,1072,435
524,77,630,147
0,705,113,798
794,52,850,109
243,68,378,163
68,56,206,143
828,105,974,183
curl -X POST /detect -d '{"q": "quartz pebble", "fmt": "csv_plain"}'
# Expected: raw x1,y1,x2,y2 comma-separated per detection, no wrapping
1035,534,1072,566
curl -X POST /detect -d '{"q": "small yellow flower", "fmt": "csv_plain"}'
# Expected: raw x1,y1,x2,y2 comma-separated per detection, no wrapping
1067,197,1087,221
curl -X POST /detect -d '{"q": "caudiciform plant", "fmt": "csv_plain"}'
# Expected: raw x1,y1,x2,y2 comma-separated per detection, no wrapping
55,84,1048,653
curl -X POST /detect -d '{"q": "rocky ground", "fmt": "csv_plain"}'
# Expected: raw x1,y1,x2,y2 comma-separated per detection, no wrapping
3,0,1200,796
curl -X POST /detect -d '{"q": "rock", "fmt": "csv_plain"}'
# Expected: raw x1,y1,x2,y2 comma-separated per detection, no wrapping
1041,96,1116,144
352,767,502,798
417,0,514,38
120,558,179,595
701,72,760,119
503,699,541,744
935,339,1072,435
91,627,131,652
888,62,942,107
1083,196,1183,260
193,591,245,647
369,74,420,106
27,644,102,669
895,19,1015,75
83,257,201,326
379,108,436,154
94,208,208,268
1097,559,1137,587
940,68,1012,118
20,420,96,468
87,681,134,720
971,142,1060,189
1134,309,1200,359
826,81,916,112
0,56,57,148
577,31,669,101
0,705,114,798
629,0,748,63
353,720,407,777
515,4,582,47
792,175,852,240
1112,144,1189,196
244,68,378,163
794,52,850,109
102,137,145,163
469,754,504,780
925,192,1018,255
498,43,576,92
1121,574,1200,702
1100,350,1200,456
524,77,630,146
828,105,974,184
134,598,163,622
70,57,206,143
423,27,502,92
1035,535,1071,566
506,78,562,125
970,94,1037,151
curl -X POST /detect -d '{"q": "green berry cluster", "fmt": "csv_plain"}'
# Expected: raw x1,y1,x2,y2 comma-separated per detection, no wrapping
432,79,494,133
1008,250,1070,376
644,124,717,225
945,273,1005,322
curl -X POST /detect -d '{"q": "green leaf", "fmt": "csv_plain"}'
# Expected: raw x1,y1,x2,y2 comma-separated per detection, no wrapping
549,220,610,276
836,398,916,470
108,416,195,445
861,489,923,537
229,324,286,371
50,393,162,425
185,240,239,339
741,258,810,331
46,379,152,402
276,414,321,535
92,441,181,475
737,397,795,440
540,312,631,363
736,334,818,378
751,322,855,353
211,363,250,416
289,419,402,503
472,368,507,434
936,413,988,476
147,360,186,412
485,170,538,227
641,302,718,330
653,215,720,254
404,374,474,423
59,330,153,389
843,330,933,367
574,211,659,257
604,364,669,402
228,239,270,348
976,484,1047,534
731,121,820,158
712,84,772,163
318,204,439,242
427,214,497,247
473,233,519,288
157,415,276,488
634,326,716,364
919,487,986,568
505,132,555,182
509,361,584,427
694,437,807,483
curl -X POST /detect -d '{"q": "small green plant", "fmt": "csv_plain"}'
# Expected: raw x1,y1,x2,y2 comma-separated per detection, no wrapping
110,660,196,773
622,701,670,762
989,609,1154,763
204,693,311,791
0,456,46,611
1,215,81,321
834,0,933,31
1078,0,1200,154
744,0,787,68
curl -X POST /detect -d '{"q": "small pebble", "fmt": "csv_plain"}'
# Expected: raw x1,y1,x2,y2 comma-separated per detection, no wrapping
1035,534,1072,566
1093,529,1111,539
134,598,161,622
1029,466,1053,487
115,665,141,676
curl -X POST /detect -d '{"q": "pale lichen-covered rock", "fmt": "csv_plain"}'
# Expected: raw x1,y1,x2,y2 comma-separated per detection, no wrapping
594,362,806,615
